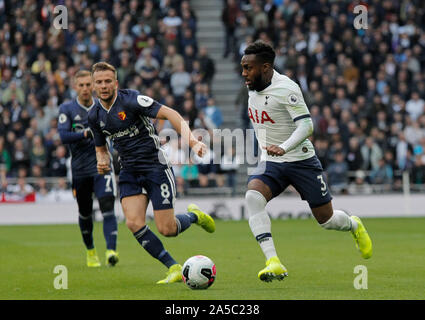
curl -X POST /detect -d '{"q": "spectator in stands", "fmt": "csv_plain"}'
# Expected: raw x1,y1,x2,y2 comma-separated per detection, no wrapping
48,145,67,177
348,170,373,195
170,62,191,105
327,151,349,194
201,97,223,130
370,158,394,188
6,177,34,197
138,50,161,88
221,0,239,58
361,137,383,171
346,137,364,173
11,138,30,176
30,135,47,171
406,92,425,122
411,155,425,185
181,156,200,192
198,46,216,85
0,136,11,175
163,44,184,76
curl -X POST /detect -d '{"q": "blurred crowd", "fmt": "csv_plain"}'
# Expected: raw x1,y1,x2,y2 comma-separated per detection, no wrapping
0,0,234,198
225,0,425,193
1,0,425,199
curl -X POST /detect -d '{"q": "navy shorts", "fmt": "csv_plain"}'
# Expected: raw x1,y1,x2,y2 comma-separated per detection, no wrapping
73,173,117,199
73,173,117,215
248,155,332,208
118,167,176,210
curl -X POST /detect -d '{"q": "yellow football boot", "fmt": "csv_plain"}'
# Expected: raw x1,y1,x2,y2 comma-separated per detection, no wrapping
351,216,373,259
188,203,216,233
87,248,101,267
105,249,119,267
258,256,288,282
156,264,183,284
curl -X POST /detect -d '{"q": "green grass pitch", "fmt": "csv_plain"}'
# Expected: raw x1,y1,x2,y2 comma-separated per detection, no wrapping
1,217,424,300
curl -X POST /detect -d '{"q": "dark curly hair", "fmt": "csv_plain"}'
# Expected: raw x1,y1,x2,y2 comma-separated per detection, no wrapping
244,40,276,65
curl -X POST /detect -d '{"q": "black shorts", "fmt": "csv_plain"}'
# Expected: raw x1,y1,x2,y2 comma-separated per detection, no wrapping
247,155,332,208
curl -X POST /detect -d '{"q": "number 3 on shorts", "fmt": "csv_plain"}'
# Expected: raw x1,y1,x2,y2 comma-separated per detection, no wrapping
317,174,327,194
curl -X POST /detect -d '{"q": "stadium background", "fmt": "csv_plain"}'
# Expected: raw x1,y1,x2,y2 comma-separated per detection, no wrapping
1,0,425,301
1,0,425,206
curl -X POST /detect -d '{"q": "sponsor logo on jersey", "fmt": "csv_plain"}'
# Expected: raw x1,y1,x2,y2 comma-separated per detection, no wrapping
248,107,275,124
74,114,82,121
104,125,140,139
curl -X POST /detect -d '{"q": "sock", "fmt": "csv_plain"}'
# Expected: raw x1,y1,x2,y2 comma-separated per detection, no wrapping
249,211,277,260
102,210,118,250
174,212,198,234
246,190,277,260
79,214,94,250
320,210,355,231
133,225,177,268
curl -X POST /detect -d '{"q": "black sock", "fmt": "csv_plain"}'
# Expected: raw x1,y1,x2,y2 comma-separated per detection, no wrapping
174,211,198,234
133,225,177,268
79,214,94,249
102,211,117,250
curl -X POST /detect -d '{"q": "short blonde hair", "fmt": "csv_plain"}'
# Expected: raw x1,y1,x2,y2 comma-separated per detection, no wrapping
74,70,91,79
91,62,117,79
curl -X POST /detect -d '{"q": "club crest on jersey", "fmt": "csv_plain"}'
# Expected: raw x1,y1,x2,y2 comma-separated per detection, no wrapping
248,107,275,124
117,111,126,121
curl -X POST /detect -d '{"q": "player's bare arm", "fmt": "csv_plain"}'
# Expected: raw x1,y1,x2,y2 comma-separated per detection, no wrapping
156,105,207,157
95,145,111,174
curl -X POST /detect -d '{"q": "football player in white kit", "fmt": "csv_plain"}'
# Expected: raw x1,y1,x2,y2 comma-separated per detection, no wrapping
241,40,372,282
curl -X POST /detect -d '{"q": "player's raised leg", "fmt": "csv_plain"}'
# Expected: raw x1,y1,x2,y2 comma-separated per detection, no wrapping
149,168,215,235
312,202,373,259
245,178,288,282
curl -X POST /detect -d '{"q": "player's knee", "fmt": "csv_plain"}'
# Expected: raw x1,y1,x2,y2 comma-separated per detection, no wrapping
245,190,267,217
99,196,115,214
157,221,178,237
126,219,144,233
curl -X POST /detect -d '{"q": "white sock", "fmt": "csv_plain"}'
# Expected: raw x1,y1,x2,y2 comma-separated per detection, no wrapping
320,209,356,231
246,190,277,260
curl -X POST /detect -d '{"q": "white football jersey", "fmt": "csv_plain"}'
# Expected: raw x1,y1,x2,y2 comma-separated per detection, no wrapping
248,70,315,162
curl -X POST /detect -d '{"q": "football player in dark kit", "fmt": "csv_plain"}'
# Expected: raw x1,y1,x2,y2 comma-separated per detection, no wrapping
58,70,119,268
88,62,215,284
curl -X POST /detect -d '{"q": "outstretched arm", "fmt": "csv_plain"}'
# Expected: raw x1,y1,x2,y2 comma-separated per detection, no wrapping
156,105,207,157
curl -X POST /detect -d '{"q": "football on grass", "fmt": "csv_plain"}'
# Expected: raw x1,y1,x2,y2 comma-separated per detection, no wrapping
182,255,216,290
